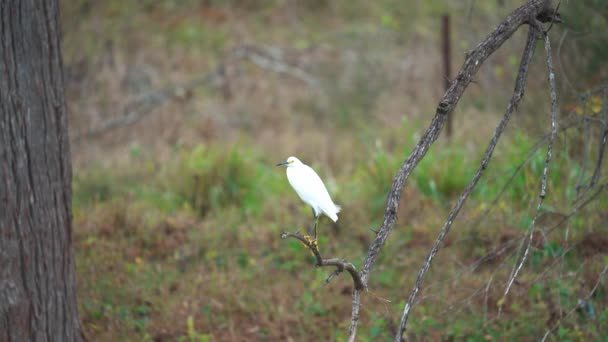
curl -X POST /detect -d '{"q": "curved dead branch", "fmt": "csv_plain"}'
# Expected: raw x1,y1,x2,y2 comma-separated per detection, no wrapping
270,1,559,340
589,89,608,187
72,45,317,142
345,1,556,340
395,24,540,341
500,23,560,314
280,232,365,291
541,266,608,341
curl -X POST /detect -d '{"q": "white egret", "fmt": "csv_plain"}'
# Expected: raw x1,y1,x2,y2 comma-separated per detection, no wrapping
277,156,341,240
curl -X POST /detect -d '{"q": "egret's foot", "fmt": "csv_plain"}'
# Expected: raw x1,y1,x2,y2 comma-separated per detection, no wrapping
303,234,319,252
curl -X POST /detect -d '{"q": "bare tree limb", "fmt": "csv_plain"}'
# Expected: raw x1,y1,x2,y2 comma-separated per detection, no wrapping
72,45,317,142
590,89,608,187
395,25,540,341
540,265,608,341
72,66,226,142
347,290,362,342
234,45,319,87
267,1,558,339
358,0,553,286
575,117,591,195
343,1,556,340
467,118,582,236
557,29,579,94
280,232,365,291
362,0,550,283
501,23,559,312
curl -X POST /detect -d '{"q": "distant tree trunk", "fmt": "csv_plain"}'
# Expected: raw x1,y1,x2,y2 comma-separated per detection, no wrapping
0,1,82,341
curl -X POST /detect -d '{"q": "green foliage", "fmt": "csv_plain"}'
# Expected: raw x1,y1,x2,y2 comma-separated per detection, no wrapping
168,21,227,52
352,145,399,216
73,131,608,341
560,2,608,76
72,166,143,208
65,1,608,339
181,316,211,342
298,291,329,317
413,144,474,200
72,168,121,207
161,145,262,217
367,314,390,340
312,57,389,129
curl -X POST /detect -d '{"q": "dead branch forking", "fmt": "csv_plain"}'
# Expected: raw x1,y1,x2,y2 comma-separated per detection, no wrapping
395,23,541,341
280,232,365,291
348,1,556,340
71,45,316,142
500,22,559,315
357,0,555,287
275,1,560,340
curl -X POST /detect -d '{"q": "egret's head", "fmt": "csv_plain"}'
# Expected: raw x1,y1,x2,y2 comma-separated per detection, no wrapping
276,156,300,167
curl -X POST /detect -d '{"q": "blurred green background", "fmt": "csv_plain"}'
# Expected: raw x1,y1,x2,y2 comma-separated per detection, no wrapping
62,1,608,341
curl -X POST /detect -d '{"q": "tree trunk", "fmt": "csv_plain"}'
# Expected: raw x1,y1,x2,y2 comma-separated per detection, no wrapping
0,1,82,341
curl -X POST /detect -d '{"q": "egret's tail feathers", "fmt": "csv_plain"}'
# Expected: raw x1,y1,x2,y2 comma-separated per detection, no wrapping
327,204,341,222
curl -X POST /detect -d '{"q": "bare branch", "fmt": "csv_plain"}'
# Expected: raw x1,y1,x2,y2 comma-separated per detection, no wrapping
72,64,226,142
575,117,591,195
472,181,607,277
501,24,560,311
346,1,554,339
358,0,552,285
395,26,539,341
280,232,365,291
541,266,608,341
557,29,579,94
545,0,561,32
590,89,608,187
469,119,582,235
234,45,319,87
72,45,317,142
347,290,362,342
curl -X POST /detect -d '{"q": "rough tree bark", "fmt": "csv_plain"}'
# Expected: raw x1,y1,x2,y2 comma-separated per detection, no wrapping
0,1,82,341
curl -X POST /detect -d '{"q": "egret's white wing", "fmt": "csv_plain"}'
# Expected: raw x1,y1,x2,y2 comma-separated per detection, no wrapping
286,165,340,221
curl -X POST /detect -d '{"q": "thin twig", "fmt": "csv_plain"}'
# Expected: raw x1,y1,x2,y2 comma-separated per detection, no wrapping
71,65,226,142
590,89,608,187
575,117,591,196
72,45,318,142
500,25,559,313
557,29,579,94
441,181,607,329
467,119,581,235
545,1,561,33
280,232,365,291
394,25,539,341
483,275,495,324
458,182,607,320
235,45,319,87
540,266,608,341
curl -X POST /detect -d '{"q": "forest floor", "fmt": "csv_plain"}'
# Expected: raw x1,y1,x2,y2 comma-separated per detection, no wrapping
62,1,608,341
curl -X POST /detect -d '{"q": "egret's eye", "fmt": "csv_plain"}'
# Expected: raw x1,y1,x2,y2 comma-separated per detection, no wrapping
289,159,294,163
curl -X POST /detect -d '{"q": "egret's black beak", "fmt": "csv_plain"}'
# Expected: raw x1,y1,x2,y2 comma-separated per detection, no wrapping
276,161,289,167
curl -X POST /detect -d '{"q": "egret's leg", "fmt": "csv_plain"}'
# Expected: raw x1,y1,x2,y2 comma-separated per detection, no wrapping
307,210,318,238
308,214,319,240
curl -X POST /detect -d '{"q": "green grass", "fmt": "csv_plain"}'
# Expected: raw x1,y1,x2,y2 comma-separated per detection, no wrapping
64,1,608,340
73,130,608,341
